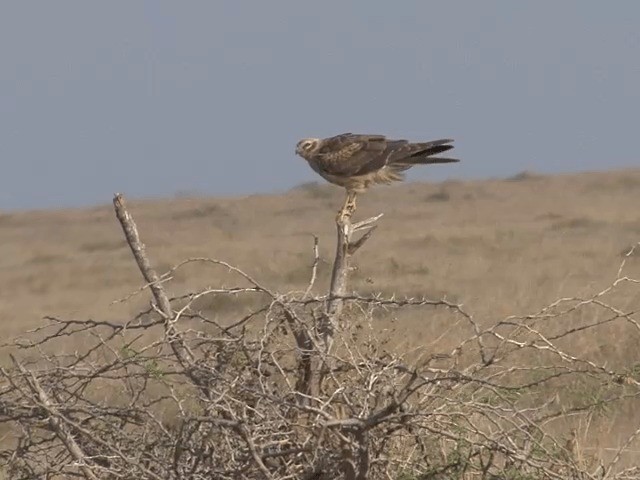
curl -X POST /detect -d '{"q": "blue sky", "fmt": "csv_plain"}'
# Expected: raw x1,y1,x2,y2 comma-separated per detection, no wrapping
1,1,639,210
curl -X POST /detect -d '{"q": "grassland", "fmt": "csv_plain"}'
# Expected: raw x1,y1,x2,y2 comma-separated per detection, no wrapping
1,168,640,469
2,168,639,335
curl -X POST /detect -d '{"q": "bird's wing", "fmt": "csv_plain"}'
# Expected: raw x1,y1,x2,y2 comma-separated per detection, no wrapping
314,133,398,176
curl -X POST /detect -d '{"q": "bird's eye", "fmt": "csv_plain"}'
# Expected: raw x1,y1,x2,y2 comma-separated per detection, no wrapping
304,142,314,151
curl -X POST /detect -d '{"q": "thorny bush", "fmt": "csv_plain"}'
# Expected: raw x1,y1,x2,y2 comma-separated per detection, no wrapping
1,195,639,480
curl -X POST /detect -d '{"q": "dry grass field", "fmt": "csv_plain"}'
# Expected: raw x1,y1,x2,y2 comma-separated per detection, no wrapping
1,167,640,473
2,168,639,336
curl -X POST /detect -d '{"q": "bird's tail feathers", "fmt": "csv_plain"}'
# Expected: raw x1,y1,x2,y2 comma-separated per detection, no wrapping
392,141,457,166
410,144,454,156
405,156,459,165
412,139,454,149
390,156,459,175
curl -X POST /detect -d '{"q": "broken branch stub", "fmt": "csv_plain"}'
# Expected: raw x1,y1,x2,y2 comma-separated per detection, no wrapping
321,212,383,352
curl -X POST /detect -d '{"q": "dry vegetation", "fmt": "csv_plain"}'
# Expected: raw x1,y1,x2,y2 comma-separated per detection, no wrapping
1,168,640,478
2,169,639,340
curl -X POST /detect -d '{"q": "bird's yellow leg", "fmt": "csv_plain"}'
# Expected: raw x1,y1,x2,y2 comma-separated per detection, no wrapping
336,191,352,222
346,191,357,215
336,191,358,222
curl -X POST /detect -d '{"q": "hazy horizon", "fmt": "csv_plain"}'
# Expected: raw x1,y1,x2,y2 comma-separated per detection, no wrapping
2,1,639,211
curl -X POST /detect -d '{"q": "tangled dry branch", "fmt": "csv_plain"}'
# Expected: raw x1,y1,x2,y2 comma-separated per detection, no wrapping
1,195,639,479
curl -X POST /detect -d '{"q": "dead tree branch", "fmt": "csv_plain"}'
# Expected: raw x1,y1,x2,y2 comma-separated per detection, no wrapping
113,193,195,368
321,213,383,352
10,355,99,480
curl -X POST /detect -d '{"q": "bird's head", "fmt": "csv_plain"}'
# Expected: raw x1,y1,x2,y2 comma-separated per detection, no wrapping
295,138,321,159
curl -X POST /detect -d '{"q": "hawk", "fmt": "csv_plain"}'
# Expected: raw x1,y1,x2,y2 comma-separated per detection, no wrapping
295,133,459,218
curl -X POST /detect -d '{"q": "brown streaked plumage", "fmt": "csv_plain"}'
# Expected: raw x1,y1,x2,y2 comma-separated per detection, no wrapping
295,133,459,218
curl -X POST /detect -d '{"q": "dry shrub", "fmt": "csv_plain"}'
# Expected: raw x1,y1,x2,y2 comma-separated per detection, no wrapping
1,196,639,480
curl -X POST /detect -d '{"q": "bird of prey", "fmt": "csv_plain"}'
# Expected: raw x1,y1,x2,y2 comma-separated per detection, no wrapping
295,133,458,218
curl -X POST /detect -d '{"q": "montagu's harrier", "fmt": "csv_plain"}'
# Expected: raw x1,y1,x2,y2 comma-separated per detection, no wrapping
295,133,458,218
